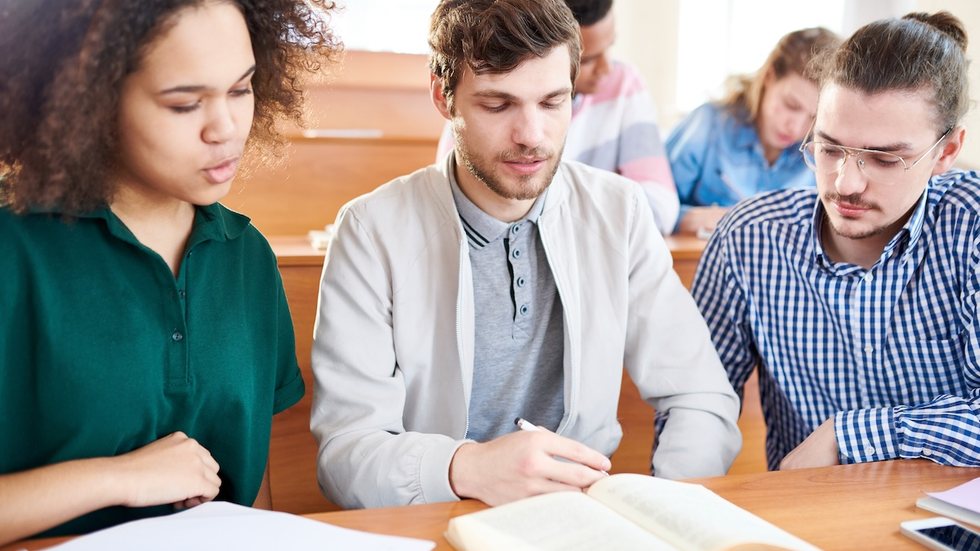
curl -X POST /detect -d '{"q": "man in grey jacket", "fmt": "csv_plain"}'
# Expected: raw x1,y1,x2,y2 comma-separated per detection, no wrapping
310,0,741,509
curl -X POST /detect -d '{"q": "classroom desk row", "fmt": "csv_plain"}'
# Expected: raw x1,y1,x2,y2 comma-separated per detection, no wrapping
11,461,976,550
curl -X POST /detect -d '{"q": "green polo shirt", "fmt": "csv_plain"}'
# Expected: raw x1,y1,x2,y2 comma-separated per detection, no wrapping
0,203,304,537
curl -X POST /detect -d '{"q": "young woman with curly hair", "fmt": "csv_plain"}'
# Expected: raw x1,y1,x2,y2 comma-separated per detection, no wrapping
0,0,339,543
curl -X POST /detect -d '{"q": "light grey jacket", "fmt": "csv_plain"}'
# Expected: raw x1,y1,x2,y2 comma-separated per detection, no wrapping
310,158,740,509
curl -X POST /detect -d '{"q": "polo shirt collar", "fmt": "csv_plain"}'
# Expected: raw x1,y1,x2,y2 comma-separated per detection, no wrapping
29,202,250,246
447,154,547,249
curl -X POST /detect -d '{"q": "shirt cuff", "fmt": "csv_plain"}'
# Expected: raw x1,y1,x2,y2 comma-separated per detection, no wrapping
835,407,899,463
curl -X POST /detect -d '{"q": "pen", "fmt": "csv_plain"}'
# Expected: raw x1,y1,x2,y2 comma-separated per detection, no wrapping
514,417,542,432
514,417,609,476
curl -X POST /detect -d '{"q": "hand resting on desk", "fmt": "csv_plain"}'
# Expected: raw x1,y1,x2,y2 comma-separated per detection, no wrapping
448,429,611,506
0,431,220,545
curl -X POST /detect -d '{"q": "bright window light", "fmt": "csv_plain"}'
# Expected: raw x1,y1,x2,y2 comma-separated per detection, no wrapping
332,0,439,54
675,0,846,111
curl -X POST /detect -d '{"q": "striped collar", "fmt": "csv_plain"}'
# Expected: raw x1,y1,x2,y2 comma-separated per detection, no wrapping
447,154,547,249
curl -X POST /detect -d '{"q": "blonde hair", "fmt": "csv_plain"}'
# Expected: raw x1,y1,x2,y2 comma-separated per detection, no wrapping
721,27,840,124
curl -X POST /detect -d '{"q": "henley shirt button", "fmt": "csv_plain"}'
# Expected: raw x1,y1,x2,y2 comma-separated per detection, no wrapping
172,330,184,342
519,304,529,316
512,249,522,259
516,276,526,288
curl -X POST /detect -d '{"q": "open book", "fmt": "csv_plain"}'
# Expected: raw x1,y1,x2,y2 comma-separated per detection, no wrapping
445,473,817,551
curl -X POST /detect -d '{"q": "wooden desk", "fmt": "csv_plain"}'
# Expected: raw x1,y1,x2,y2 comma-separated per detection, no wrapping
309,461,978,550
13,462,976,550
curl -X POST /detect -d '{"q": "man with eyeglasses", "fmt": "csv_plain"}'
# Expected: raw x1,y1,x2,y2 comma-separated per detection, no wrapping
683,12,980,470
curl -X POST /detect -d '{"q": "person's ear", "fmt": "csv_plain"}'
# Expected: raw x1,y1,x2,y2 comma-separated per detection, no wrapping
932,126,966,176
430,74,451,120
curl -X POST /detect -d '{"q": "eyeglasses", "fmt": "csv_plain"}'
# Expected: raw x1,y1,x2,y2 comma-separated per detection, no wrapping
799,126,951,184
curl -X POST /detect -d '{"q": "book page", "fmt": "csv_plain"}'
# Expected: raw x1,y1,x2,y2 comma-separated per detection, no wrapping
587,474,818,551
445,491,676,551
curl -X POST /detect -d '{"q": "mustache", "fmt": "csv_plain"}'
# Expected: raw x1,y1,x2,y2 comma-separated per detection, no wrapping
497,146,553,162
823,192,877,210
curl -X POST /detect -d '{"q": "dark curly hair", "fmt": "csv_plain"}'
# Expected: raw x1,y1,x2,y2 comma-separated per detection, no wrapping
0,0,342,213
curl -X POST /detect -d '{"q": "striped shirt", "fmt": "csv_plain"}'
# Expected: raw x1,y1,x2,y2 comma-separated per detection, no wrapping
437,61,679,234
692,170,980,469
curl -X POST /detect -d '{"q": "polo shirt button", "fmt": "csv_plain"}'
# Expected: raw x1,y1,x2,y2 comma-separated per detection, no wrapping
512,249,521,259
516,276,526,288
172,330,184,342
519,304,529,316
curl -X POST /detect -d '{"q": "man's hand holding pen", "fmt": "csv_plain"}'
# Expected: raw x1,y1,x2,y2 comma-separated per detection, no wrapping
447,418,611,506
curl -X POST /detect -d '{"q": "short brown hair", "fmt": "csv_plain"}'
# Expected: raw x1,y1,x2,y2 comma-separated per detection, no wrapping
813,11,969,135
428,0,581,113
0,0,341,214
721,27,841,124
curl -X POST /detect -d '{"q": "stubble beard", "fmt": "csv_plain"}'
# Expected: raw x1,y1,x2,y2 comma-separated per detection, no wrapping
455,131,563,201
821,192,887,240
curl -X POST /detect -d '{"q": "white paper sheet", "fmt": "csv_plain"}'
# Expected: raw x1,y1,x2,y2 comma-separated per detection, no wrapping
51,501,435,551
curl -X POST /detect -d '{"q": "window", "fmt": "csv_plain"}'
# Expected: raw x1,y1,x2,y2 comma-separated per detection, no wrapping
675,0,847,111
331,0,439,54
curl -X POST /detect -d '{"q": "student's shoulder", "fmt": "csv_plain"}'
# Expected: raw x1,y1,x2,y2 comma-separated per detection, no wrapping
590,60,648,100
559,160,638,202
670,102,727,138
930,169,980,218
340,164,445,218
717,187,817,236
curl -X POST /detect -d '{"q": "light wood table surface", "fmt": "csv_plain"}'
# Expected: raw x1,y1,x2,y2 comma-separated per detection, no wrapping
305,460,978,550
10,461,976,550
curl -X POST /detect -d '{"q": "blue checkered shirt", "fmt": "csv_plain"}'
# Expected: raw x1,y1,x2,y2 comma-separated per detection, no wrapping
693,169,980,469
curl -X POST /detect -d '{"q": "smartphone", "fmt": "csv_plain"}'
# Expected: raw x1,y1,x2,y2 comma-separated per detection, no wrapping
901,517,980,551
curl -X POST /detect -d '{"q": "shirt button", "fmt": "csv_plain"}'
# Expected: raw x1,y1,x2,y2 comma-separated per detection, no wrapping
864,344,874,354
171,330,184,342
519,304,529,316
863,273,874,283
512,248,522,260
511,224,521,234
516,276,526,288
177,289,186,299
864,445,877,456
922,448,932,456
